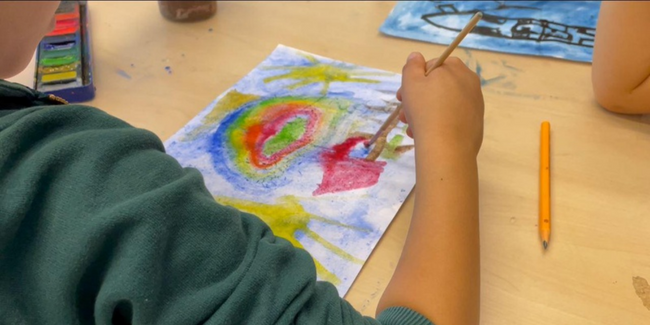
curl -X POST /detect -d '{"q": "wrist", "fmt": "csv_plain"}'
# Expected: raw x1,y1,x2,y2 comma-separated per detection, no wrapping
413,144,478,190
414,136,479,162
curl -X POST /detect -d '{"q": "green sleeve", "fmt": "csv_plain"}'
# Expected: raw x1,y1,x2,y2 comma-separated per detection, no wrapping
0,105,432,325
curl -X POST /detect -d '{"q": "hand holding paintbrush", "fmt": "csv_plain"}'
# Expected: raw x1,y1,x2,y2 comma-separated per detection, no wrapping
376,15,486,324
366,12,483,149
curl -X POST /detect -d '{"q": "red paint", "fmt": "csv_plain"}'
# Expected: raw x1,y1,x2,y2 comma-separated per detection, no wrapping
313,137,386,196
47,19,79,37
243,103,321,169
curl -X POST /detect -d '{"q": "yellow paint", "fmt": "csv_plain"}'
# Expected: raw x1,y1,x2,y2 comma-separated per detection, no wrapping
39,62,78,74
184,90,260,141
263,53,391,95
41,71,77,83
215,195,367,286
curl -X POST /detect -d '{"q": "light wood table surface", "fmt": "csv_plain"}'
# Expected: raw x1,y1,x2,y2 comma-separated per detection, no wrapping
85,2,650,324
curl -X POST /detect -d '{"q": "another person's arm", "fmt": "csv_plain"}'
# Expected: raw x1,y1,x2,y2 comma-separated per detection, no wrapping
377,53,483,325
592,1,650,114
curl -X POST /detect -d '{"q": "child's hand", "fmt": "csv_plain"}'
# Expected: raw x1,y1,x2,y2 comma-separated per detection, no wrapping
396,52,484,158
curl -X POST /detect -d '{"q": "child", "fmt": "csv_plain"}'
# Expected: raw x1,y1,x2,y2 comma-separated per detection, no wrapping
0,2,483,325
593,2,650,114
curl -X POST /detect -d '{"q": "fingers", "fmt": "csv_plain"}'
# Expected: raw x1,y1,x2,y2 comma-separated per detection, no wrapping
399,109,407,123
426,56,471,72
406,126,413,138
402,52,426,79
425,57,439,72
396,87,402,101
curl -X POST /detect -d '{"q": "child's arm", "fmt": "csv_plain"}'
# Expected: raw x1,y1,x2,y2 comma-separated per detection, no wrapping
377,53,483,325
592,2,650,114
0,53,482,325
0,99,425,325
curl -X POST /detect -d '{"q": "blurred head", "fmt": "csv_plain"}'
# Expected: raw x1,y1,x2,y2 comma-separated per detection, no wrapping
0,1,61,79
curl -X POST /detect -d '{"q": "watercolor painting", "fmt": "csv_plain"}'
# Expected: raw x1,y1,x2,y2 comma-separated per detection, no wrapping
165,45,416,295
380,1,600,62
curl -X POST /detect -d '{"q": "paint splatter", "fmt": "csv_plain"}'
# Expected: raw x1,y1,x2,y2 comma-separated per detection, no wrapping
208,27,213,32
215,195,368,285
116,69,132,80
209,97,347,189
165,66,172,74
632,276,650,311
130,63,135,68
263,53,391,95
501,60,522,72
314,137,386,196
476,62,506,87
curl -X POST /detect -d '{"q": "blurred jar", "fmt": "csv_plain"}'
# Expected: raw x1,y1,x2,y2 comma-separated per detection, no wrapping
158,1,217,22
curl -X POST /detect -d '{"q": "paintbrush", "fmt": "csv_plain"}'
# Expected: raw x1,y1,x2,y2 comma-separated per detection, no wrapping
365,12,483,149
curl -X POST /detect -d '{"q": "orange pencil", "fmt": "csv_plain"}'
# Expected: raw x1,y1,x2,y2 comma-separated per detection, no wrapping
540,121,551,249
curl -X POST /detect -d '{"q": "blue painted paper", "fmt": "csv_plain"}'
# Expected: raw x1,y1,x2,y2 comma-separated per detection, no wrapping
380,1,600,62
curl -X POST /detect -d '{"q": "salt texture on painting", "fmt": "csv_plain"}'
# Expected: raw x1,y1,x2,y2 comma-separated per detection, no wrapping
165,45,416,295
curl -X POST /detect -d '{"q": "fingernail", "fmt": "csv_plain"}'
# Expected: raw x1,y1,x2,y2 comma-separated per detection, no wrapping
407,52,418,61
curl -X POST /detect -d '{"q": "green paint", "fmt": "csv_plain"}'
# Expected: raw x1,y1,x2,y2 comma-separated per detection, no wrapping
379,134,415,160
263,118,307,156
40,48,77,59
40,55,78,67
381,134,404,160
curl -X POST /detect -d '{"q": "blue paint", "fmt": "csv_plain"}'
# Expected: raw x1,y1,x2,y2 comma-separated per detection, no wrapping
475,62,506,87
501,81,517,90
380,1,600,62
348,143,371,159
501,60,522,72
116,69,132,80
165,66,172,74
206,99,321,195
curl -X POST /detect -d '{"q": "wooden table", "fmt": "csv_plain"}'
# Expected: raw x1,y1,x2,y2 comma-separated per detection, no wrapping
85,2,650,324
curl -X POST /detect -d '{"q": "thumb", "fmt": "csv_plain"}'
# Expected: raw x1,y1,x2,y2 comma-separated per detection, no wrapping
402,52,426,79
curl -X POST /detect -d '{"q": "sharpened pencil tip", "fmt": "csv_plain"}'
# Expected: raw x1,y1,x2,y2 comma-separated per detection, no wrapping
542,241,548,250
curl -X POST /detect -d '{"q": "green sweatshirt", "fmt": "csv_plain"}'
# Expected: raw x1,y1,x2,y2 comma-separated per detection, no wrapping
0,80,433,325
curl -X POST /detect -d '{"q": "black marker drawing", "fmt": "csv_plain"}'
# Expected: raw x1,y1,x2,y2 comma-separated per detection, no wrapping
421,3,595,48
